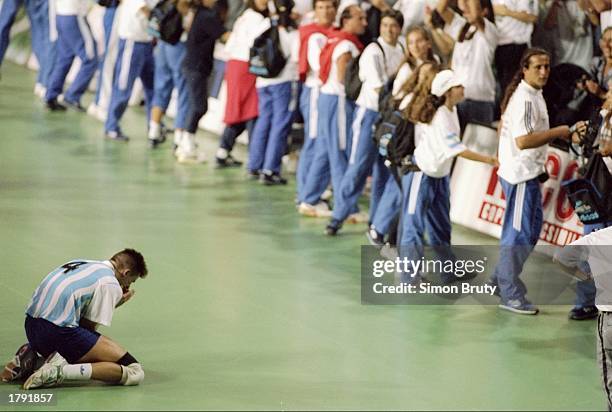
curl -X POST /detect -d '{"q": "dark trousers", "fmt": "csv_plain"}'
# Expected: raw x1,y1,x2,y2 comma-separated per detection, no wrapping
495,43,528,98
219,119,256,152
183,69,209,134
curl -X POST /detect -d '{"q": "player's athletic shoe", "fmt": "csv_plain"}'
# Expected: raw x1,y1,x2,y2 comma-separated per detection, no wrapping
1,344,44,382
499,299,539,315
23,352,67,390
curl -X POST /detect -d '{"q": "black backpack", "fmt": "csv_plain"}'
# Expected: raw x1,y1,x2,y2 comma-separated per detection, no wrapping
344,41,384,101
373,97,417,182
249,20,287,78
148,0,184,45
562,153,612,224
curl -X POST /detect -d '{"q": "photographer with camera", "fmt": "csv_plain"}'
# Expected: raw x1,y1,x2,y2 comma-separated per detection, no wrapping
566,87,612,320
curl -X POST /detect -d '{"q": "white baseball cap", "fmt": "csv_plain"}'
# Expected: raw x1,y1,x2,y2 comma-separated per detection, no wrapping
431,70,463,97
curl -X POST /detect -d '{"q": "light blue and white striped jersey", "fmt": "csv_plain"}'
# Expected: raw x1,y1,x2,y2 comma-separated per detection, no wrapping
26,260,123,328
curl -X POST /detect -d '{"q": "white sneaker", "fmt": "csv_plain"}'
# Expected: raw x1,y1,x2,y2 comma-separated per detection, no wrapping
297,201,332,217
320,188,333,201
346,211,369,224
22,352,67,390
176,135,205,164
33,83,45,99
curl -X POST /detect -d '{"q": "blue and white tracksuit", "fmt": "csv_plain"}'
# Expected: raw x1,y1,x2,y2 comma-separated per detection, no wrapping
0,0,56,88
296,30,330,201
398,171,456,282
330,38,404,223
489,178,543,301
45,10,98,103
299,39,360,204
330,105,378,220
94,5,119,113
397,105,466,282
300,92,355,203
491,80,551,303
296,84,330,201
152,40,189,130
104,38,154,133
247,80,298,174
370,173,401,236
247,25,298,175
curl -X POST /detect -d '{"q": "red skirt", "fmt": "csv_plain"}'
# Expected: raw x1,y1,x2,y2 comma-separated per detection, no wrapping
223,59,258,125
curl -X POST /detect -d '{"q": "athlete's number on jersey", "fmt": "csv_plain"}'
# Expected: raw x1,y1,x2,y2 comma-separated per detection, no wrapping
61,261,87,273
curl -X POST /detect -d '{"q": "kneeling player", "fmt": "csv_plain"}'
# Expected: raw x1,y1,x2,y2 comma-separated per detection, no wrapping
2,248,148,389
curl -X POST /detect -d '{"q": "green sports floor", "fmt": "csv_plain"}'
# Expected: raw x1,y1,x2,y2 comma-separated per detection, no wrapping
0,61,604,410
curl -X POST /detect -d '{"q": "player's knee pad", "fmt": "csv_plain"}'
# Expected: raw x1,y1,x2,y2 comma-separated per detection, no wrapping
119,363,144,386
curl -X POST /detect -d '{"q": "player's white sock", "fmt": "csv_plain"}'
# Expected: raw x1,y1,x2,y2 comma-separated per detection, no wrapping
62,364,92,381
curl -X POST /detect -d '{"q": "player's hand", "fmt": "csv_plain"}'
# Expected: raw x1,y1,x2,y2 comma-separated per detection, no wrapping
488,156,499,167
117,289,135,307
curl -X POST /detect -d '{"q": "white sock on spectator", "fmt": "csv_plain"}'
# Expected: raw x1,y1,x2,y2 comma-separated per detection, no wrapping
216,148,228,159
174,130,184,146
149,121,161,139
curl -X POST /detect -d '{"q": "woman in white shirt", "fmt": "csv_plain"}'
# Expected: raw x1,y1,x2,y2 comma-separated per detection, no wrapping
392,26,438,97
398,69,497,282
217,0,269,173
436,0,499,131
367,61,439,247
246,15,300,185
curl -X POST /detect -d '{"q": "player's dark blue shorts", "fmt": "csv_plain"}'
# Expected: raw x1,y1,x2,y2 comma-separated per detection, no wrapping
24,315,100,364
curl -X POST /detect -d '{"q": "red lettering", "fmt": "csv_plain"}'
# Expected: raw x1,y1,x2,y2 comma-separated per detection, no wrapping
545,153,561,180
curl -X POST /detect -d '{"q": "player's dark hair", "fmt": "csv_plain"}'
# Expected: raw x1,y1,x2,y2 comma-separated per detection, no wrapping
111,249,148,278
500,48,550,115
381,9,404,29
